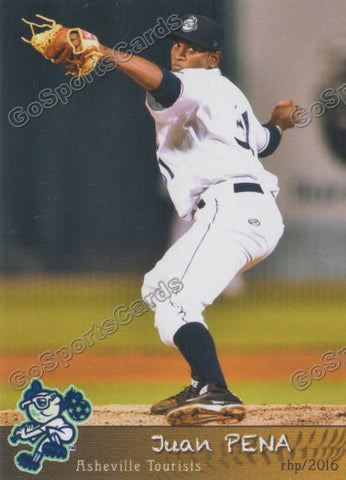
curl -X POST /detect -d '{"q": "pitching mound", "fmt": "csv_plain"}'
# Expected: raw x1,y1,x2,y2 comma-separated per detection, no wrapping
1,404,345,427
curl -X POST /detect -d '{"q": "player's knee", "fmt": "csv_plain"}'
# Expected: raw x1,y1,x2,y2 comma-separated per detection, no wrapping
156,321,176,347
155,314,182,346
154,306,207,347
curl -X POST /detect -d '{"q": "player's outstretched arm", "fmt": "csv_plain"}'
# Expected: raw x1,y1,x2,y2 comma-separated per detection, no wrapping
99,44,181,108
99,45,164,91
20,14,165,86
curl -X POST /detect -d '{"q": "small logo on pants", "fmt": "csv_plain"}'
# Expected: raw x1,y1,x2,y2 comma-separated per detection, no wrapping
248,218,261,226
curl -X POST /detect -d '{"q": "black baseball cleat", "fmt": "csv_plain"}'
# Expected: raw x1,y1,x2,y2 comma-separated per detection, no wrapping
166,384,245,426
150,384,200,415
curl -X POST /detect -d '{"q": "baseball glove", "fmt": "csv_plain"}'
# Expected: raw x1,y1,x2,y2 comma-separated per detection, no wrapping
21,14,102,76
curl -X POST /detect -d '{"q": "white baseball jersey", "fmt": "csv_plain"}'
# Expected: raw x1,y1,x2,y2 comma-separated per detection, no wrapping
146,67,279,220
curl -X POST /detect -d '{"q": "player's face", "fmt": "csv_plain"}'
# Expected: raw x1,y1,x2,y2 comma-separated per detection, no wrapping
170,40,221,71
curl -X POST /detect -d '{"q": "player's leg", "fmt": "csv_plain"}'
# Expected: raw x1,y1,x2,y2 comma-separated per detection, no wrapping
143,200,245,416
156,216,248,421
165,192,284,424
169,212,246,295
143,220,215,414
143,190,283,422
143,218,246,419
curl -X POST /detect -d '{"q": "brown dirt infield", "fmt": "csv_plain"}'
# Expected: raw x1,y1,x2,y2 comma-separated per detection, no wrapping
1,351,345,426
2,350,346,384
1,405,345,427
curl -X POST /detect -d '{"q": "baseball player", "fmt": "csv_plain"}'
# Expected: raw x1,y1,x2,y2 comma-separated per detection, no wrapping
22,13,300,426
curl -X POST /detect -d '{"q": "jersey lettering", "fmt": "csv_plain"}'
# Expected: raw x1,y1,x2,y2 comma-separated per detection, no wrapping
234,111,254,155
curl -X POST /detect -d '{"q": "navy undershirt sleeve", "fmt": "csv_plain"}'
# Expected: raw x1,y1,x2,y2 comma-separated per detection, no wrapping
149,67,182,108
258,123,282,157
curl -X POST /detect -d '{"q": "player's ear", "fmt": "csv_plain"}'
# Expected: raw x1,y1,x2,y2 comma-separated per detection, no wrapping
208,51,221,68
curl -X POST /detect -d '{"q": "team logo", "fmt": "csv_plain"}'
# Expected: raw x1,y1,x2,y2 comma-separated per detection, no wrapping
182,15,198,32
8,380,92,474
248,218,261,226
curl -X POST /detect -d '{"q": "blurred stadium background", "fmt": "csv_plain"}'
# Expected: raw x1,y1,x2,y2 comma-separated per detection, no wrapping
1,0,345,410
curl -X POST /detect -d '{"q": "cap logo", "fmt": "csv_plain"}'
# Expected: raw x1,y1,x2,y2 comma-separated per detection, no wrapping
182,15,198,32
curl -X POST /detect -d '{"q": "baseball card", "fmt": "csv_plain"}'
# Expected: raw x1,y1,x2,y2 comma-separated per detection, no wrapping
0,1,345,479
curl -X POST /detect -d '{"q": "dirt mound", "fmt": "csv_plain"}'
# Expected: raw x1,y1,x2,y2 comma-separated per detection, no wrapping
1,404,345,427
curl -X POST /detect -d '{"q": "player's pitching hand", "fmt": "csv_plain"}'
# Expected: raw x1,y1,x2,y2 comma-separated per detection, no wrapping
270,99,302,131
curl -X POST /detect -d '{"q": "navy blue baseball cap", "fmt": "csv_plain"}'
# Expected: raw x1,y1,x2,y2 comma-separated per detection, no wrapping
172,14,224,52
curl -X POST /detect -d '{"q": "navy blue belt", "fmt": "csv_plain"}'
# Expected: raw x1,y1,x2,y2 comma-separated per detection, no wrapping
197,182,263,209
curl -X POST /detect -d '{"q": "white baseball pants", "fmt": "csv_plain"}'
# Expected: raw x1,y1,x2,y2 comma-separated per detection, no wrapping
142,181,284,346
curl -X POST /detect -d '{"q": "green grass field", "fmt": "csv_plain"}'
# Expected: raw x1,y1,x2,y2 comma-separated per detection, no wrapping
1,275,345,409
